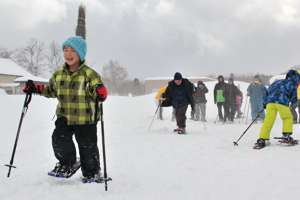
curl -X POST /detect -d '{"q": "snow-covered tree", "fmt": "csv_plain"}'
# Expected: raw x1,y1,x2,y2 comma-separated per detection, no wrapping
14,38,46,76
102,60,129,94
0,47,14,59
46,40,64,74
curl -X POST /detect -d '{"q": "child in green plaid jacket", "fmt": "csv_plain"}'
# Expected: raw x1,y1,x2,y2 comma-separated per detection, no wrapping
23,36,107,181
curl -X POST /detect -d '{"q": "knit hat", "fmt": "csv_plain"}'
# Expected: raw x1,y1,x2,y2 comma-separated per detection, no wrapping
254,75,259,79
174,72,182,80
62,36,87,62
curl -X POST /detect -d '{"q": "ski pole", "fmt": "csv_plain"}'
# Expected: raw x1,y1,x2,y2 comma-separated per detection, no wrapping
148,101,162,131
95,95,112,191
233,108,264,146
5,92,32,177
214,113,219,124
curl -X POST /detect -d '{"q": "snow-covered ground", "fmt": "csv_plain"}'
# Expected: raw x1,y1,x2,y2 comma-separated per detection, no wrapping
1,80,300,200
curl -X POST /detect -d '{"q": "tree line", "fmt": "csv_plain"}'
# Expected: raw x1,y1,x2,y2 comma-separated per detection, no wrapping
0,39,144,96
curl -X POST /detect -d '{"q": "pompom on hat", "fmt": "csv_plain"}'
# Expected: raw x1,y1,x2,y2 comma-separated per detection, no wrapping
62,36,87,62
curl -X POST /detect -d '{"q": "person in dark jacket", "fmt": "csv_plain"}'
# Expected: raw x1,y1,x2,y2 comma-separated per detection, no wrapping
223,78,241,123
213,75,227,122
193,81,208,121
161,72,195,133
255,69,300,148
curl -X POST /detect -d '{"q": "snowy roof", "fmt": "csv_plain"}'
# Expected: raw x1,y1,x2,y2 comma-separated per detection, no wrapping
14,76,49,83
269,75,286,84
0,58,32,77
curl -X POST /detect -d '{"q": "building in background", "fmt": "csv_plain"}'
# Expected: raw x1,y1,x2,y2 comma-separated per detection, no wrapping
0,58,48,94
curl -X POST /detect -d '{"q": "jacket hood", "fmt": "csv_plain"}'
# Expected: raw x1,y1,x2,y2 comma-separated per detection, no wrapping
198,81,204,86
286,69,300,85
218,75,224,83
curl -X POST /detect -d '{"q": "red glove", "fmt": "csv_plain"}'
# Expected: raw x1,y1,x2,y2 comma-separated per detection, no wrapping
23,80,43,94
96,84,107,102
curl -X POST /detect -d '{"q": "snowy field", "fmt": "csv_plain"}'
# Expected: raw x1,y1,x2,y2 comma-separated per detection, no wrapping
1,80,300,200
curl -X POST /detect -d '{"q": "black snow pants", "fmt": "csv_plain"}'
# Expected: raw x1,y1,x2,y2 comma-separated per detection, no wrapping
52,117,100,177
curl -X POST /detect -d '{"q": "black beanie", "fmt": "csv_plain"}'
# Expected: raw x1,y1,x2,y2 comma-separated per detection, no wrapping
174,72,182,80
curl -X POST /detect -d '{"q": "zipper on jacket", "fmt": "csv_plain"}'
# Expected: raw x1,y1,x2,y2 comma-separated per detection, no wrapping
78,79,84,95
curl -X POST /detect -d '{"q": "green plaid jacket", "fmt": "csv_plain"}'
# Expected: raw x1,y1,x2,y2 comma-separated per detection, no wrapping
41,61,103,125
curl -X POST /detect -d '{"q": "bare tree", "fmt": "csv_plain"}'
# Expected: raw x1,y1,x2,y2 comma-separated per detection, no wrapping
14,38,46,76
47,40,64,73
102,60,129,94
76,4,86,40
0,47,14,59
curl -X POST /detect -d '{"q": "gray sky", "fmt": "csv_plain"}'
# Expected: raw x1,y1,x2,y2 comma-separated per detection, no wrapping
1,0,300,80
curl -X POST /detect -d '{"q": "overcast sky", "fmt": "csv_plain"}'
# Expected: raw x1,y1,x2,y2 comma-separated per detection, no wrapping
1,0,300,80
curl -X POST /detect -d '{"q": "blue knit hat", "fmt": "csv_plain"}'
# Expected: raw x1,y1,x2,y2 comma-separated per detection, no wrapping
174,72,182,80
62,36,86,62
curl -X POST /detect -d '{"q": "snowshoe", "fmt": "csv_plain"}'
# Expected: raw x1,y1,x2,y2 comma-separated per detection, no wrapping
82,172,112,183
48,157,81,178
174,127,186,134
274,135,298,146
253,139,270,150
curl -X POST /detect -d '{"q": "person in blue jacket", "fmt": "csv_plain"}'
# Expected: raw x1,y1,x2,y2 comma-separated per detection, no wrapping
255,69,300,148
247,75,267,122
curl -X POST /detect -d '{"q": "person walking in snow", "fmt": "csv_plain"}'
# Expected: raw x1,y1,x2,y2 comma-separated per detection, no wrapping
254,69,300,148
155,86,167,120
290,99,300,123
290,70,300,124
161,72,195,133
247,75,267,123
213,75,227,122
223,78,242,123
193,81,208,121
236,84,243,118
23,36,107,182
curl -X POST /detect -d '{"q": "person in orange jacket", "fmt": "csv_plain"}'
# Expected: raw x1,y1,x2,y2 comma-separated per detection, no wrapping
155,86,167,120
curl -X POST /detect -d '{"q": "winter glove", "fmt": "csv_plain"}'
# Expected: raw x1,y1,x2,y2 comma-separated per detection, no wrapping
246,93,250,96
23,80,43,94
96,84,107,102
263,104,267,109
